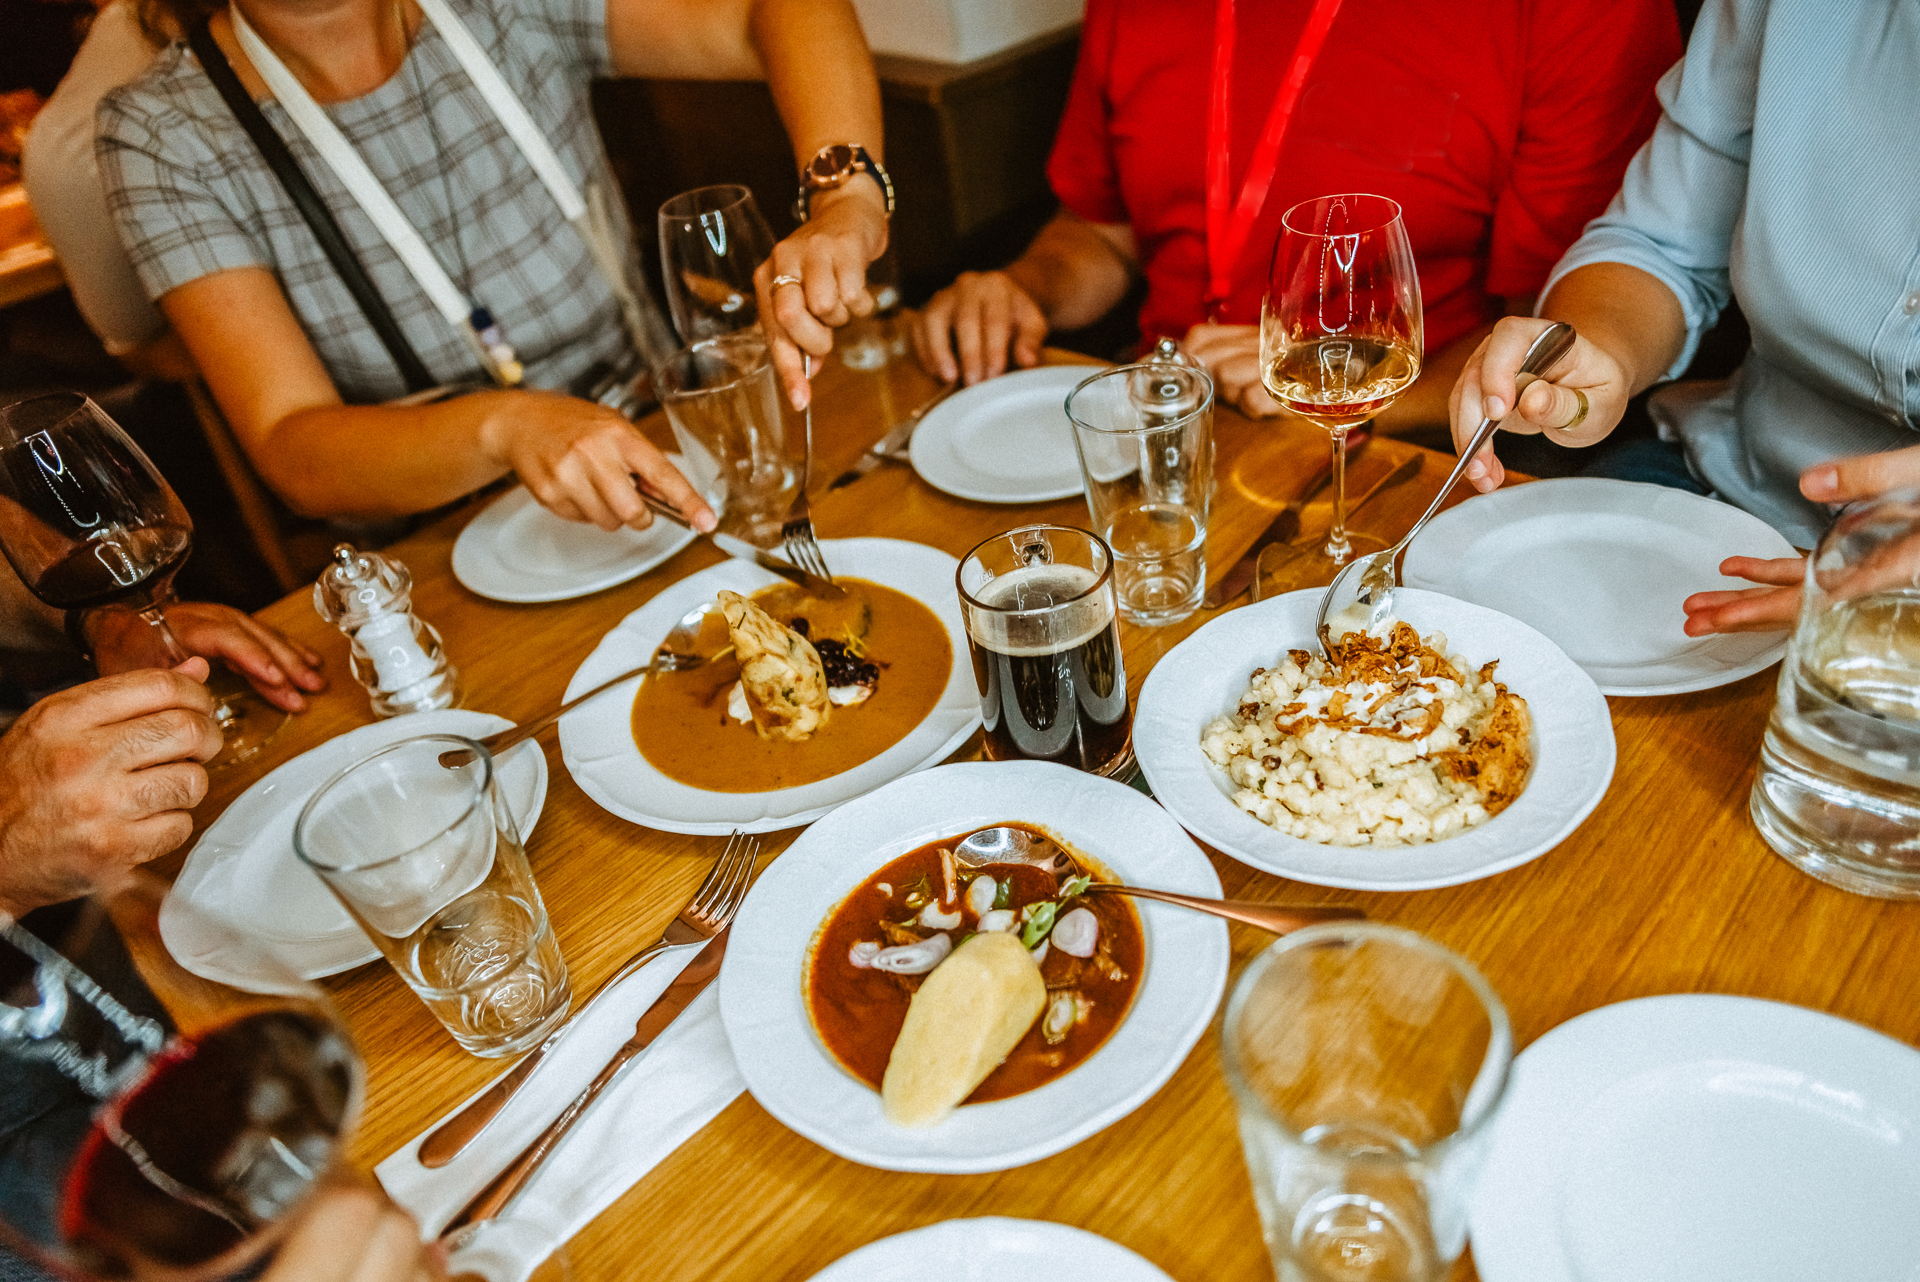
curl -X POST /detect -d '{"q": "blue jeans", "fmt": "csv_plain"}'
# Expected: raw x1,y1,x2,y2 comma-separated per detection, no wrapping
1579,436,1710,495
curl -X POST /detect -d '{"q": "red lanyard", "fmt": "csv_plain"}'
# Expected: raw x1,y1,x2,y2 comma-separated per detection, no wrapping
1204,0,1346,318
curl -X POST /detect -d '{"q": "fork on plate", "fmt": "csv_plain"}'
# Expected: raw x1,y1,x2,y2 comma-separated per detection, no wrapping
779,353,836,583
416,830,763,1168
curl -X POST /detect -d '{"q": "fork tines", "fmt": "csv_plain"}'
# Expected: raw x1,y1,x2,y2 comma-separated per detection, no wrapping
691,829,763,929
779,520,835,583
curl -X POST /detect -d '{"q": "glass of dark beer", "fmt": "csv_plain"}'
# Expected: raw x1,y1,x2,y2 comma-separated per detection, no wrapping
957,524,1134,778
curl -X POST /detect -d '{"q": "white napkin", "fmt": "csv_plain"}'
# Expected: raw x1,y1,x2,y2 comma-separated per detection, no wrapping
376,945,746,1281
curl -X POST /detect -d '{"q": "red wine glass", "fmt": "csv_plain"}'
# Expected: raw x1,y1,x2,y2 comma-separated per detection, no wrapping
0,392,285,765
1259,194,1424,586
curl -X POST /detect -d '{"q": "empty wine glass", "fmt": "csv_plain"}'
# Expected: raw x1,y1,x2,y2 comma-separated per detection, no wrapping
1260,194,1424,581
0,392,286,765
657,185,776,344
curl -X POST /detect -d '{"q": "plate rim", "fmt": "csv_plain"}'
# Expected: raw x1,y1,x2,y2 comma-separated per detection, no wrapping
450,469,699,604
805,1217,1176,1281
1402,477,1792,697
717,759,1230,1173
1133,588,1617,891
556,537,981,835
1469,993,1920,1282
909,365,1092,504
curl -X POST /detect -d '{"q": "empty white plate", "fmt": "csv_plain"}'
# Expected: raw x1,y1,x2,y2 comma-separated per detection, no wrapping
451,463,701,603
1402,479,1797,696
808,1219,1176,1281
1471,994,1920,1282
162,710,547,989
909,365,1091,504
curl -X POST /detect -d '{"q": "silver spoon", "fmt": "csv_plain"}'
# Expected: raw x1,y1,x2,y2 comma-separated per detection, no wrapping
1312,322,1579,653
437,603,713,768
953,827,1363,935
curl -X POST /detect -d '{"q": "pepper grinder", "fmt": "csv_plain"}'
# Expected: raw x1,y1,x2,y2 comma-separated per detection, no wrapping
314,543,460,717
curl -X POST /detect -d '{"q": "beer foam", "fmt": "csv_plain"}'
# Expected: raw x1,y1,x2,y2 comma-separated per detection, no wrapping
965,564,1114,656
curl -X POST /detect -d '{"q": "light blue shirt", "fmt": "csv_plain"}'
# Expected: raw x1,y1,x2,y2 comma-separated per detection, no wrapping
1543,0,1920,549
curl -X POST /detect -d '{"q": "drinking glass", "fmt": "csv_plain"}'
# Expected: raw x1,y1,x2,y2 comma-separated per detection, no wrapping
657,185,776,344
1223,922,1509,1282
1064,361,1215,626
0,874,362,1280
293,735,571,1058
1260,194,1423,578
656,331,801,547
1751,488,1920,898
0,392,285,764
957,524,1134,778
838,246,904,372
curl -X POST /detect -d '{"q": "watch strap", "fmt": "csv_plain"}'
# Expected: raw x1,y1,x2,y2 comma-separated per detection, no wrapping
795,144,895,222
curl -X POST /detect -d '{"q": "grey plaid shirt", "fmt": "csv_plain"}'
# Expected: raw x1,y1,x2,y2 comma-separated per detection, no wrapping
97,0,633,404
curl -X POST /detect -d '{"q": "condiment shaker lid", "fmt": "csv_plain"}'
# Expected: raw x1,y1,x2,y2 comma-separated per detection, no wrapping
313,542,414,630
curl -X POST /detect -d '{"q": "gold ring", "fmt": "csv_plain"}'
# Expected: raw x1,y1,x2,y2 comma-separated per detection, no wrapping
1556,388,1590,433
770,274,803,291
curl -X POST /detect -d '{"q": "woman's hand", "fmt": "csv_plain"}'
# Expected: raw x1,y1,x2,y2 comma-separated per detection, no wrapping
87,603,326,713
1449,316,1634,492
755,183,890,410
1182,324,1280,418
477,390,715,533
912,270,1047,386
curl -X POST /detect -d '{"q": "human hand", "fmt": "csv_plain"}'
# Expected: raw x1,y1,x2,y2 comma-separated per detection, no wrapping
755,184,889,410
0,661,222,919
1800,441,1920,505
1182,324,1279,418
910,269,1048,387
1681,556,1805,636
265,1185,444,1282
86,602,326,713
1450,317,1632,492
478,390,715,533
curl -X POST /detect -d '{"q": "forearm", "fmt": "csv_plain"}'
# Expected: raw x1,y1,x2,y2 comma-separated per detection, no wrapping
255,394,515,518
1540,262,1687,397
1003,211,1136,330
749,0,883,169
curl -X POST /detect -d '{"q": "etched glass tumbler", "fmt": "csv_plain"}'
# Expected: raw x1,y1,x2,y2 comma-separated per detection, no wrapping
1222,923,1510,1282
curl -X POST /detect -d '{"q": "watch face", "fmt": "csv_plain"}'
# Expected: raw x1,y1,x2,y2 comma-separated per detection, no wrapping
807,143,857,187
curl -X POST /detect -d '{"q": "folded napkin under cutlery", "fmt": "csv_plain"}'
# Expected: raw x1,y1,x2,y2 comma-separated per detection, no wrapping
377,946,745,1281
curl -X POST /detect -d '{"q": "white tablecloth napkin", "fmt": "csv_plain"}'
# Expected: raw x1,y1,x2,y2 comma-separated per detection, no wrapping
375,945,746,1281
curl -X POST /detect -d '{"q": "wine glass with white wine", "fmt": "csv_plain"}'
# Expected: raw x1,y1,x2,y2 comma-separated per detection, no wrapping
1260,193,1423,584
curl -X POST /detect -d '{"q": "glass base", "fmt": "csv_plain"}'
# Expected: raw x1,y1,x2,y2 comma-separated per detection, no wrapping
206,673,289,769
1253,532,1391,599
1750,777,1920,900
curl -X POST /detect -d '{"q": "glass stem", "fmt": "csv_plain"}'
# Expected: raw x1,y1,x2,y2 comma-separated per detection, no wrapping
1324,426,1352,564
137,601,193,666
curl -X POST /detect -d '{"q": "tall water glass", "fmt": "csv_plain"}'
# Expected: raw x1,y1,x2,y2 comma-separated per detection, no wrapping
1751,489,1920,897
656,331,801,546
957,524,1134,778
294,735,570,1058
1064,362,1215,625
1222,923,1510,1282
657,185,775,344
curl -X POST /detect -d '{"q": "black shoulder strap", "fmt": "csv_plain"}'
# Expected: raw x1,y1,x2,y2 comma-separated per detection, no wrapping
186,17,437,394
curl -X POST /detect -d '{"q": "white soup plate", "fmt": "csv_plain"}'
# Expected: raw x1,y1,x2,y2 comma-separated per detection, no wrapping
1134,588,1615,891
1471,994,1920,1282
910,365,1092,504
807,1218,1176,1281
719,760,1229,1173
558,538,979,835
1402,478,1796,696
162,709,548,989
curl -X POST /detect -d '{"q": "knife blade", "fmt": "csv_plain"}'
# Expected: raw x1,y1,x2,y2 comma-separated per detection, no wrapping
827,381,960,490
1204,431,1369,610
633,489,847,598
443,926,732,1236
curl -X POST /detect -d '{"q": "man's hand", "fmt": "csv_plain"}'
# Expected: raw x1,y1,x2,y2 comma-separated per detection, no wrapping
266,1185,444,1282
911,270,1049,387
0,661,223,919
87,603,327,713
755,183,890,410
1182,324,1280,418
1449,316,1634,492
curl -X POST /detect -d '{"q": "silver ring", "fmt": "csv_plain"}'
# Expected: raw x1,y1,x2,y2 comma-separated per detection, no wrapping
769,274,803,291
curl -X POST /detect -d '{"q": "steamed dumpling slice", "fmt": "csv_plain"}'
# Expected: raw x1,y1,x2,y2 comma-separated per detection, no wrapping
881,931,1046,1128
718,590,829,741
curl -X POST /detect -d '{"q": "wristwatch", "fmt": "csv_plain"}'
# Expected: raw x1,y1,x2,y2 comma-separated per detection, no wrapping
794,143,895,223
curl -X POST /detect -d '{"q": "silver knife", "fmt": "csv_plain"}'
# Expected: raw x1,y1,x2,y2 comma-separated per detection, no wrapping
635,490,848,598
828,382,960,490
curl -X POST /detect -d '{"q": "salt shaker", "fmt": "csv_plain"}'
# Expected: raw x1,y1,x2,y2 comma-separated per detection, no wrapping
313,543,460,717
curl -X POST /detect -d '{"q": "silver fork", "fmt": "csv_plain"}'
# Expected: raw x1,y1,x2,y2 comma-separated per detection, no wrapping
779,352,836,583
415,831,762,1168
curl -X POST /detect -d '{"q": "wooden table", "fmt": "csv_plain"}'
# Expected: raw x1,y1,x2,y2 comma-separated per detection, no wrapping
177,352,1920,1282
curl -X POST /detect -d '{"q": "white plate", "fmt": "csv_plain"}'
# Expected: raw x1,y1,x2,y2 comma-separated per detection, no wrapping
1471,995,1920,1282
1134,588,1615,891
162,710,548,988
451,467,700,604
808,1218,1177,1281
909,366,1090,504
1402,478,1796,696
719,761,1229,1173
558,538,980,835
